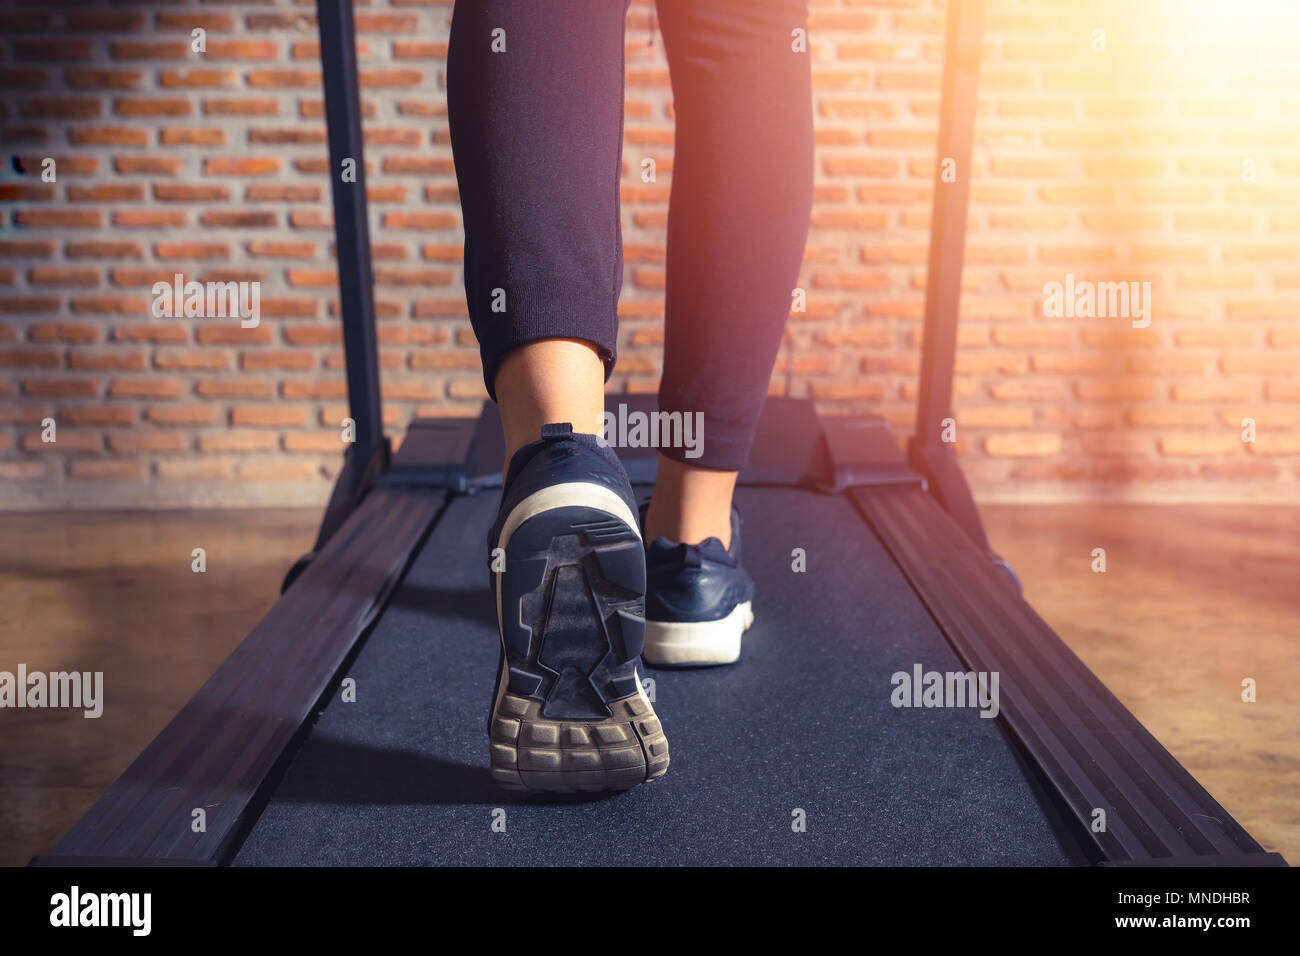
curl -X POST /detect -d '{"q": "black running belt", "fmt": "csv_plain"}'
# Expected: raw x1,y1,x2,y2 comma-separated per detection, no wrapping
232,487,1083,866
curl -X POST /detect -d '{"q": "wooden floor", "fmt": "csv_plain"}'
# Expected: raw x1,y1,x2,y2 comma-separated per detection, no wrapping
1,504,1295,866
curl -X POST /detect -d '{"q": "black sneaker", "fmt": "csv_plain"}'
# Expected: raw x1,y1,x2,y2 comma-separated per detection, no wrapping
640,503,755,667
485,423,668,792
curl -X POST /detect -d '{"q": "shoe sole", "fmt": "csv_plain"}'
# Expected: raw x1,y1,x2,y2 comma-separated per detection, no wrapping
490,483,669,792
643,601,754,667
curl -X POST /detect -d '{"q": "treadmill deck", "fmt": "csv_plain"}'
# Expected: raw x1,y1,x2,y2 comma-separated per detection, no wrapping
233,487,1081,866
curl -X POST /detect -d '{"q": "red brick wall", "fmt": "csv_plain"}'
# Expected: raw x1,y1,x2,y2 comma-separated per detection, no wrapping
1,0,1297,508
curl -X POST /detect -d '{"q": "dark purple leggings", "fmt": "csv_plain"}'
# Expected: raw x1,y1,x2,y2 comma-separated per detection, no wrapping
446,0,814,470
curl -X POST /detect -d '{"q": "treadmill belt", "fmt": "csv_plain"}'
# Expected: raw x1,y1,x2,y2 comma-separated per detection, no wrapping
233,487,1082,866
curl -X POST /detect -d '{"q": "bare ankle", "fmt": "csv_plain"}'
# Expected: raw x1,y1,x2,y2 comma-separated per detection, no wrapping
644,454,738,548
494,338,605,478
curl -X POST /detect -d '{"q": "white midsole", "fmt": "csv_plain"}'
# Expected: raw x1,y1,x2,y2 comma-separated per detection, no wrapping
492,481,645,715
643,601,754,666
498,481,641,554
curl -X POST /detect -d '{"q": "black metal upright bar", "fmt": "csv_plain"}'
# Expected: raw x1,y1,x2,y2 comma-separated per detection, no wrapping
317,0,384,467
280,0,392,573
906,0,1005,571
914,0,984,447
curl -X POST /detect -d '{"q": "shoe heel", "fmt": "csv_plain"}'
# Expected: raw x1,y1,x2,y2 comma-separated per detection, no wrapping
489,691,669,792
491,502,669,792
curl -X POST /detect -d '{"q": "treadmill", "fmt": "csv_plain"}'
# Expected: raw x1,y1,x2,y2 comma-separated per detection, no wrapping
32,0,1285,867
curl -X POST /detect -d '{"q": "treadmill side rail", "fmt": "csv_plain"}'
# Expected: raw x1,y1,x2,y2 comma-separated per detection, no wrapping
33,486,446,866
851,483,1286,867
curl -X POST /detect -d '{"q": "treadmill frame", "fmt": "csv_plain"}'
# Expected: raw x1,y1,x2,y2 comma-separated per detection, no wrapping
29,0,1285,867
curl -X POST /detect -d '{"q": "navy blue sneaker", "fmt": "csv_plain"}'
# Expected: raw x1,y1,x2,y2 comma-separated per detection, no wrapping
486,423,668,792
641,503,755,667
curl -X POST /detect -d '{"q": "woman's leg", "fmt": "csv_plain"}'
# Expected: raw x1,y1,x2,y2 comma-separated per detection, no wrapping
645,0,815,547
446,0,632,471
449,2,674,792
